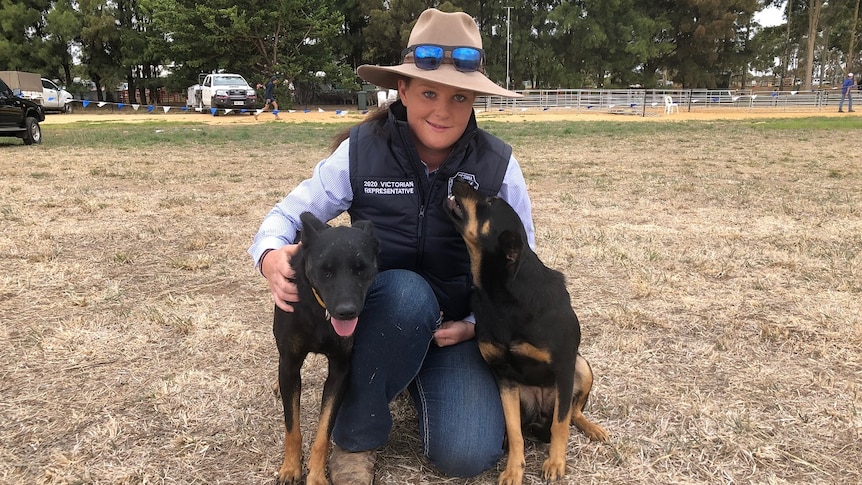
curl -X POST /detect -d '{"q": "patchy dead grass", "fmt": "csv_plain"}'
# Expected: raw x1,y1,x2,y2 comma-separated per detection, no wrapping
1,116,860,485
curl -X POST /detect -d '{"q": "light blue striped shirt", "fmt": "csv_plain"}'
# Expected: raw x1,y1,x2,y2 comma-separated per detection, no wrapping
248,138,536,268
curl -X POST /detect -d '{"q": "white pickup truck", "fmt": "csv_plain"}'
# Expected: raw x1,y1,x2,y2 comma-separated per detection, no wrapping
40,78,74,112
186,73,257,113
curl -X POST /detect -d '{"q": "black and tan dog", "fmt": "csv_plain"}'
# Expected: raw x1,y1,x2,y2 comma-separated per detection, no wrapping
445,178,608,484
272,211,378,485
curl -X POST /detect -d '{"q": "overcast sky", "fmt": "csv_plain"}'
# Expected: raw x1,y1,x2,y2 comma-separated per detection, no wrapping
755,4,784,27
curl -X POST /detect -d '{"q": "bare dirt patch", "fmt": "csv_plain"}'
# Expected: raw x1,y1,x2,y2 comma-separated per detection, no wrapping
1,114,860,484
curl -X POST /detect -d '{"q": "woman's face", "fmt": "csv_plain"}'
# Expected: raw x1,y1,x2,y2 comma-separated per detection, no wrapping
398,78,476,166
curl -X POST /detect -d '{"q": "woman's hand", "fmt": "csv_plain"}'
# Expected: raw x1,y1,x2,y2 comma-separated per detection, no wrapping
260,244,301,312
433,320,475,347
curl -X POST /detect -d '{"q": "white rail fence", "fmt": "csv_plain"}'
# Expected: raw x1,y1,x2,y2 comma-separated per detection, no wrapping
475,89,846,116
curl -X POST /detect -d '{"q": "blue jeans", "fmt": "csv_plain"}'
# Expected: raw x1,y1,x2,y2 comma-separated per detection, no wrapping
332,269,504,477
840,92,853,111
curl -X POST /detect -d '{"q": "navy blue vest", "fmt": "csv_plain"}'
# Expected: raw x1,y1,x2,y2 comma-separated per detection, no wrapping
347,101,511,320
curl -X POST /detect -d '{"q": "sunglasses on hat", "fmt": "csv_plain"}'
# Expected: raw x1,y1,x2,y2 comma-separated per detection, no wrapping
401,44,485,73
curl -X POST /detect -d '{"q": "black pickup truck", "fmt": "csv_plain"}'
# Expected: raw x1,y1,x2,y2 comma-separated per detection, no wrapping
0,77,45,145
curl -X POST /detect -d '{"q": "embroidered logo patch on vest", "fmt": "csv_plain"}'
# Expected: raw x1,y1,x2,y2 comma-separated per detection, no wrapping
448,172,478,197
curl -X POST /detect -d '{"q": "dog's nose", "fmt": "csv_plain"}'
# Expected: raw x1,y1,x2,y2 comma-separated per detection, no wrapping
331,303,359,320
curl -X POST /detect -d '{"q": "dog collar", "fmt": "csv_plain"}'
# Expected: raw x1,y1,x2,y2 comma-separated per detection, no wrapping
311,287,326,309
311,287,331,320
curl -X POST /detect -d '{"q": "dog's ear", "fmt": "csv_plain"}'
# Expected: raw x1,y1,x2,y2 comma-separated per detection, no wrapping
498,230,524,267
299,212,328,246
352,219,375,238
352,220,380,255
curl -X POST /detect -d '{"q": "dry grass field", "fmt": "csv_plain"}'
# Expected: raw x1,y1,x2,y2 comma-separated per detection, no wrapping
1,111,860,484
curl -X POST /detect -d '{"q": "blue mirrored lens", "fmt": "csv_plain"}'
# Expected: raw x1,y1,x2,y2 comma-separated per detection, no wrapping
414,45,444,70
452,48,482,71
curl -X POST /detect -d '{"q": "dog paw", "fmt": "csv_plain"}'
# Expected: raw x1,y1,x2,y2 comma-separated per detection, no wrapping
498,467,524,485
585,422,610,442
587,423,610,442
541,457,566,482
574,414,609,442
305,470,328,485
276,464,301,484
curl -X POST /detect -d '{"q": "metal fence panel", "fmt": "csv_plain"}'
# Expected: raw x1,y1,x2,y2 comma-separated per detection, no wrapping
474,88,840,116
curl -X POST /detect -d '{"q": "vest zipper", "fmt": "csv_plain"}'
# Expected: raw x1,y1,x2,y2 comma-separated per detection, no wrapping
417,203,426,265
417,163,442,266
417,171,429,266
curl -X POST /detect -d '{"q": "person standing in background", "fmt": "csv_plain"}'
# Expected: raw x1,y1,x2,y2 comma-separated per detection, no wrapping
839,72,855,113
255,75,281,120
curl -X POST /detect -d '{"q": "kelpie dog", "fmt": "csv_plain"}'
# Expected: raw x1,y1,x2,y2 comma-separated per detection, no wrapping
272,212,378,485
445,178,608,484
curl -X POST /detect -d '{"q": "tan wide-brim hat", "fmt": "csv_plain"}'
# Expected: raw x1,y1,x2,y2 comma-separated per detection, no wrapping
357,9,522,98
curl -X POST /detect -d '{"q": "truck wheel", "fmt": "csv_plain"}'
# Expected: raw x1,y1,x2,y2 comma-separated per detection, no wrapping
64,103,73,114
22,117,42,145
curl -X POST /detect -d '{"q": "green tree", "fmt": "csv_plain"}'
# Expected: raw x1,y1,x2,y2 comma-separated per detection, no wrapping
666,0,760,88
804,0,824,91
13,0,851,102
43,0,82,85
78,0,124,101
546,0,674,88
749,25,789,82
360,0,428,68
142,0,348,102
0,0,51,72
845,0,861,72
332,0,381,70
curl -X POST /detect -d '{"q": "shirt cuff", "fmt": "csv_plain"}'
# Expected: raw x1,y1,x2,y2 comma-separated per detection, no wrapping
249,236,287,271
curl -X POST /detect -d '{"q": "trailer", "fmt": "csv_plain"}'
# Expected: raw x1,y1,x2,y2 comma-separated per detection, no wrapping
0,71,43,103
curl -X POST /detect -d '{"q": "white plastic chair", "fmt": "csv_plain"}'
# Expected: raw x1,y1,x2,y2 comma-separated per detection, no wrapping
664,95,679,114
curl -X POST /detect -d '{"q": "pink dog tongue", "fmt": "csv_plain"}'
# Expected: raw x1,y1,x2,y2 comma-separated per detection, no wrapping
331,318,358,337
